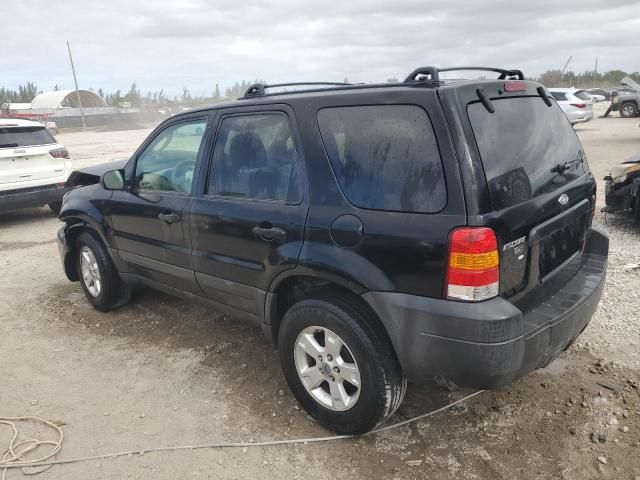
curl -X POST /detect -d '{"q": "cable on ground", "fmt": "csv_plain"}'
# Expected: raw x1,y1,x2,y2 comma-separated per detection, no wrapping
1,390,484,477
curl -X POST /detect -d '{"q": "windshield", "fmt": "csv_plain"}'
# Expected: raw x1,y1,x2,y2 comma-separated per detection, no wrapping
468,97,588,210
0,126,55,148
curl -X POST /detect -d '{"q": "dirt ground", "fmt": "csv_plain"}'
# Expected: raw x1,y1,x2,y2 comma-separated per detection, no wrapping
1,108,639,480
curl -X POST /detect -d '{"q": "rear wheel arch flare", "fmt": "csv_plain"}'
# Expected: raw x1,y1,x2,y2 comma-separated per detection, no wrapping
268,275,392,351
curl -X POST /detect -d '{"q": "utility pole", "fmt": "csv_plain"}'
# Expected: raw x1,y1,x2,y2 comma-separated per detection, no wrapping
594,58,598,88
66,40,86,130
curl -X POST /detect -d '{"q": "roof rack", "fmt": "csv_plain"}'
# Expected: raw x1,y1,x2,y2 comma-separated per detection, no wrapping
404,66,524,83
243,82,353,98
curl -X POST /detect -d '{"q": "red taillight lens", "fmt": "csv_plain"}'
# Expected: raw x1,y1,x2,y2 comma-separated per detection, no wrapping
504,81,528,92
49,148,69,159
446,227,499,302
570,103,586,109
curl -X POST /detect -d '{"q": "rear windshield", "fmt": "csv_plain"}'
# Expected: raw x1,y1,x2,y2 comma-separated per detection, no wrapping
468,97,587,210
574,91,591,101
0,126,55,148
317,105,446,213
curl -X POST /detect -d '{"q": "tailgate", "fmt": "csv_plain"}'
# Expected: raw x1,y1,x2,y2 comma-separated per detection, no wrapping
463,89,597,302
0,146,66,185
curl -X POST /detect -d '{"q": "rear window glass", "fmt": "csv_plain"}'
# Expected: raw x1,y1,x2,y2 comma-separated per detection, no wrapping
550,92,567,101
468,97,587,210
0,126,54,148
574,91,591,101
317,105,446,213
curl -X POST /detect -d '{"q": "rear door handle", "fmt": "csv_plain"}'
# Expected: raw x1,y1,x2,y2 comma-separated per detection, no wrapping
252,225,287,242
158,212,181,224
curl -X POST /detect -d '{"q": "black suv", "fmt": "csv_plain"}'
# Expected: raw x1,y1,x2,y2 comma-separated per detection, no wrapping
57,66,608,434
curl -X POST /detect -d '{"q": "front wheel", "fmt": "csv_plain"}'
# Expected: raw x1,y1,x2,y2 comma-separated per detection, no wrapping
48,201,62,215
619,102,638,118
75,231,131,311
278,294,406,434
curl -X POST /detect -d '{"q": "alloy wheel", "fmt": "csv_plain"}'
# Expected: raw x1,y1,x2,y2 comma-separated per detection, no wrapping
294,326,361,411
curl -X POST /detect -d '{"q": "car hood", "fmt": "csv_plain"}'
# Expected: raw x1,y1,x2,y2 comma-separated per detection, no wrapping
608,153,640,183
66,158,128,187
621,76,640,94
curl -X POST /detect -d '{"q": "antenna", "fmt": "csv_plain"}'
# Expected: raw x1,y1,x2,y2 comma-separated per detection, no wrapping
66,40,86,130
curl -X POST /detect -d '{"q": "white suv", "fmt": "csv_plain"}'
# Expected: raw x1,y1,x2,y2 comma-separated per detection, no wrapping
0,118,72,214
547,88,594,125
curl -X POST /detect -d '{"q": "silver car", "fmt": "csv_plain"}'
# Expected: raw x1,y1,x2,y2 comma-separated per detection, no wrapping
548,88,594,125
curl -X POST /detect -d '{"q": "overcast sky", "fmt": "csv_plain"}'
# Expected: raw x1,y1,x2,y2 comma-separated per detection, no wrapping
3,0,640,96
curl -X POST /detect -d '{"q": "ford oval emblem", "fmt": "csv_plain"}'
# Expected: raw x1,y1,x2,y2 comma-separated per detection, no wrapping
558,194,569,205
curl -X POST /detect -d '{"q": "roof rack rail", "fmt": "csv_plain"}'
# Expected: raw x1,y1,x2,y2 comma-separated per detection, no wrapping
404,66,524,83
243,82,353,98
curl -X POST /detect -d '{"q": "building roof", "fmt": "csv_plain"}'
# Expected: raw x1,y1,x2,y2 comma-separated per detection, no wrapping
30,89,106,110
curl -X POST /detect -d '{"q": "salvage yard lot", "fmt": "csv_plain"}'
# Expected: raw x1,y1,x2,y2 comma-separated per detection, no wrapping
1,113,639,479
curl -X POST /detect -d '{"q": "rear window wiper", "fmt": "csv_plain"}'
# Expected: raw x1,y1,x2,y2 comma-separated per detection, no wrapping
0,143,19,148
551,152,584,174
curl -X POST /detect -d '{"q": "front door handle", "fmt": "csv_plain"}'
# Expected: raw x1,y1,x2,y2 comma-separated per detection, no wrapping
158,212,181,224
252,225,287,242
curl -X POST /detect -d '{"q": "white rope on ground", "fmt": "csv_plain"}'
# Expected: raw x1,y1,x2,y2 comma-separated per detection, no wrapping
1,390,484,476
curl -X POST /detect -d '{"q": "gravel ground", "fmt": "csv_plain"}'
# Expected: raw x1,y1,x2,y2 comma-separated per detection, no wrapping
0,110,639,479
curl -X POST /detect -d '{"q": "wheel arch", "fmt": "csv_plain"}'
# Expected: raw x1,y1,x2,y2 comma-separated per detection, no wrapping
265,272,393,351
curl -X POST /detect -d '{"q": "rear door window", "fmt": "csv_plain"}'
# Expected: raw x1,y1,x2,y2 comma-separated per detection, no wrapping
317,105,446,213
468,97,588,210
208,114,302,203
0,126,54,148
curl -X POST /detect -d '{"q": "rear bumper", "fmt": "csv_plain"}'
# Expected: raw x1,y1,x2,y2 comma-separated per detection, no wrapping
0,184,67,212
363,229,608,388
569,113,594,124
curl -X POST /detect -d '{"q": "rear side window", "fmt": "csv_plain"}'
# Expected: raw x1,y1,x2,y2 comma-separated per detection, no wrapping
0,126,54,148
317,105,446,213
574,91,591,101
550,92,567,101
468,97,587,210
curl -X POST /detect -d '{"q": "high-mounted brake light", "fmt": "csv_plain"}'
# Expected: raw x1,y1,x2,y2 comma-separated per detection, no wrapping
570,103,586,109
446,227,499,302
504,81,527,92
49,147,69,159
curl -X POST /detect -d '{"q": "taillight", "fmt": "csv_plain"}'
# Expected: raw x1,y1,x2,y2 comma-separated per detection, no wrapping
446,227,499,302
570,103,586,109
504,81,527,92
49,148,69,159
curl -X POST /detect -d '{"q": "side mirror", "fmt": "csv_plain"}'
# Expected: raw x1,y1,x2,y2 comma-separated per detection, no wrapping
102,169,125,190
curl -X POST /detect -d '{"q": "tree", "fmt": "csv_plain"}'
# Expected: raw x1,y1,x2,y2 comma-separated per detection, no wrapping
214,83,221,98
124,83,141,105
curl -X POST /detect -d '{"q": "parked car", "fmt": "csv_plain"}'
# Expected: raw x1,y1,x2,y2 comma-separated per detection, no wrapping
0,118,72,214
586,92,606,103
57,66,608,434
609,77,640,118
586,88,611,101
548,88,595,124
603,153,640,221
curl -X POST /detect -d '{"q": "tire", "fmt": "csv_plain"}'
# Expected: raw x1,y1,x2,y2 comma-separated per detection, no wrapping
48,201,62,215
75,230,131,311
278,293,406,435
619,102,638,118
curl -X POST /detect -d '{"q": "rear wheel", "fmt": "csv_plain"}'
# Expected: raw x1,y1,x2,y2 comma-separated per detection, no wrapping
75,231,131,311
48,201,62,215
278,294,406,434
619,102,638,118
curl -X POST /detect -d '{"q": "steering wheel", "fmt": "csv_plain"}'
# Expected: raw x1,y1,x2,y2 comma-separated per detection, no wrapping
172,160,195,193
